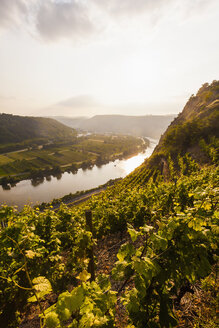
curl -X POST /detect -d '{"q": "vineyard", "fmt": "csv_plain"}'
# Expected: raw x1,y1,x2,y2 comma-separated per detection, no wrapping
0,163,218,327
0,81,218,327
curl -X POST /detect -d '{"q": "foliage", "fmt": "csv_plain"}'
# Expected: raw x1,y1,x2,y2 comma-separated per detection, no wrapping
0,205,93,326
125,80,219,187
44,273,116,328
0,81,218,327
0,163,217,327
41,164,218,328
0,113,76,145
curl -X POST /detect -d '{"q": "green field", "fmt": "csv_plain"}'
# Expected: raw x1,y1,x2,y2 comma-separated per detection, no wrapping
0,134,146,183
0,154,13,165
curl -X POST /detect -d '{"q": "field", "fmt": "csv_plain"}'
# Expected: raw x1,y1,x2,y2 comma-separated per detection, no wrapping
0,134,147,184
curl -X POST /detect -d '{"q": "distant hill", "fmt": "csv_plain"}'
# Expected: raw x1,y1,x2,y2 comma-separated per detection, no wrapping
53,114,176,139
126,80,219,184
0,113,76,145
52,116,88,129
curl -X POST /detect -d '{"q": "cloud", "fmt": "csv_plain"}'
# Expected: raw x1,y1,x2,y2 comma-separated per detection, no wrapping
33,0,218,41
33,0,172,40
0,0,96,41
93,0,170,17
0,0,27,29
37,95,102,117
58,95,101,108
176,0,216,19
35,1,96,41
0,0,217,41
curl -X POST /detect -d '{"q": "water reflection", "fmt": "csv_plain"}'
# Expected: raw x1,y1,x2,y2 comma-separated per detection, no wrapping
122,154,146,175
2,184,11,190
0,139,157,209
56,173,62,180
31,177,45,187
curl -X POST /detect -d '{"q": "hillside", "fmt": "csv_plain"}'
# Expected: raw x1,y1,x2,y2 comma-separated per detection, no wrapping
0,113,76,145
125,80,219,185
0,82,218,328
155,80,219,160
53,114,176,139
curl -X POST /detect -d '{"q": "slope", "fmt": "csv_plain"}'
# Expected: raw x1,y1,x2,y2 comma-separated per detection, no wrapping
125,80,219,186
0,82,218,328
0,113,76,145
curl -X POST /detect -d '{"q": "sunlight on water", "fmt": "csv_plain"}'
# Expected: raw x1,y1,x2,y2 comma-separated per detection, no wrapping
122,153,146,175
120,139,157,175
0,138,158,209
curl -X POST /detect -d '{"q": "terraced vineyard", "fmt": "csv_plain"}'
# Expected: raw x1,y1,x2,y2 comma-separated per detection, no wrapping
0,81,218,327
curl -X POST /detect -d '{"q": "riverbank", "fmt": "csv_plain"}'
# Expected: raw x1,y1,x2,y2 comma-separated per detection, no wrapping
0,134,148,188
37,178,121,211
0,139,157,209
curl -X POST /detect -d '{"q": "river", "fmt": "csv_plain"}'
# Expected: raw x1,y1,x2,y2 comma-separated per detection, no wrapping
0,138,157,209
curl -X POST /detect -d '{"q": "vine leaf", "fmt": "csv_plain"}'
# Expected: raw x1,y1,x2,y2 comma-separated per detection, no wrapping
25,250,36,259
28,276,52,303
127,223,140,242
77,269,91,282
44,312,61,328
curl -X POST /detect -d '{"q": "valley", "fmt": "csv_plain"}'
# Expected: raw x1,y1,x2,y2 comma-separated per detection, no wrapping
0,133,147,187
0,81,218,328
0,140,157,209
1,2,218,327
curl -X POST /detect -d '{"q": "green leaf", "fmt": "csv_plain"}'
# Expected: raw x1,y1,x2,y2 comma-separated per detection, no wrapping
44,312,60,328
112,261,132,281
125,288,140,313
133,257,154,280
70,285,85,310
96,274,111,292
151,234,168,251
67,319,78,328
140,224,154,233
134,275,147,297
79,312,95,327
77,270,91,282
25,250,36,259
56,286,84,320
60,308,71,321
127,224,139,242
32,276,52,293
28,276,52,303
80,298,94,315
93,315,108,326
117,243,135,262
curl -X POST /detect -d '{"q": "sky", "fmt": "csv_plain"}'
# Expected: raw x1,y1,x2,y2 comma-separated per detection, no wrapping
0,0,219,117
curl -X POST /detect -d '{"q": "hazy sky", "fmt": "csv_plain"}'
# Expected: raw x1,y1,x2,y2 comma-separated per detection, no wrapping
0,0,219,117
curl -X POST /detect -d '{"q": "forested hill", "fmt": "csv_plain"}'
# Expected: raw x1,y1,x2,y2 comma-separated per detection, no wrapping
125,80,219,185
0,113,76,144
